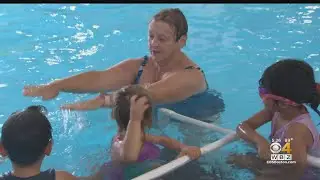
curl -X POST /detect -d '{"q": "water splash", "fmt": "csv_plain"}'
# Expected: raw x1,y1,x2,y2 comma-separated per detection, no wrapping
112,30,121,35
60,109,86,137
0,84,7,88
61,109,70,134
70,6,76,11
72,29,94,43
71,45,101,60
45,56,62,66
92,25,99,29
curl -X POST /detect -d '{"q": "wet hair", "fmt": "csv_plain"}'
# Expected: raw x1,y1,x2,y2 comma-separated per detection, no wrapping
259,59,320,116
1,105,52,166
112,85,152,132
152,8,188,41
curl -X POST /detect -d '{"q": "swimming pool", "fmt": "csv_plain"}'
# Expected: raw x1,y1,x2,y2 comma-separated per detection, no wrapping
0,3,319,179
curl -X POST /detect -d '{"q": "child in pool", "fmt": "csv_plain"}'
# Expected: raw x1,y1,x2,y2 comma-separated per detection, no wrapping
0,105,77,180
228,59,320,179
62,85,201,179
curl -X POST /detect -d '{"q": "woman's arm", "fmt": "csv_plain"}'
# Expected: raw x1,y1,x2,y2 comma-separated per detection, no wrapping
24,56,206,106
144,69,206,105
23,58,141,100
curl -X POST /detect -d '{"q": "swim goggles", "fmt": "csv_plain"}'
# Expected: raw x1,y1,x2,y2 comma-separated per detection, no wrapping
259,83,320,106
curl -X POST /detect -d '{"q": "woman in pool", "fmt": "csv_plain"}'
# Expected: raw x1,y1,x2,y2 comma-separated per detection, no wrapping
229,59,320,179
81,85,201,180
22,8,225,122
23,9,207,104
23,8,224,160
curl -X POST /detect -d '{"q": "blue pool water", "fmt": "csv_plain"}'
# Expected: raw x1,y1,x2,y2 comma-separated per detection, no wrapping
0,3,320,179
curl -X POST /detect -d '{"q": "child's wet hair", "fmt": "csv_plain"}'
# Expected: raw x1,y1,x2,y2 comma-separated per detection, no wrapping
259,59,320,116
1,105,52,166
112,85,152,132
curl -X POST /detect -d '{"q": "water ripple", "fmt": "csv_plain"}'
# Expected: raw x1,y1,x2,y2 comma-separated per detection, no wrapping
72,29,93,43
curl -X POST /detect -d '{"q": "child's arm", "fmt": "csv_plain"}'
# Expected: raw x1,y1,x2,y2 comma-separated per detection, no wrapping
145,134,201,160
236,108,273,159
60,94,113,110
231,123,311,179
120,95,149,162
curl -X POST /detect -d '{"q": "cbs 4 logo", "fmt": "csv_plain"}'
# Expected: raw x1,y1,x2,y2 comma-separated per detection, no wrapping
270,138,293,154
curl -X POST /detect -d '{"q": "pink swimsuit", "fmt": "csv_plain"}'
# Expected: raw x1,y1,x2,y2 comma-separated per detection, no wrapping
112,134,161,162
100,135,161,180
270,112,320,179
270,112,320,157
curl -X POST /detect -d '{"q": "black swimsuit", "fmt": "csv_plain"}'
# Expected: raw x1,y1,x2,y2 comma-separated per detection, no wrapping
134,55,224,121
133,55,209,88
0,169,55,180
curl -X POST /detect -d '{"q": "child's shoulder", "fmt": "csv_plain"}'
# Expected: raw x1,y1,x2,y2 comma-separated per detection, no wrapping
0,169,57,180
55,170,77,180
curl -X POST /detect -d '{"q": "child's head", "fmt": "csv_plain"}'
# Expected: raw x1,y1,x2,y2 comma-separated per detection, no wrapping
0,105,53,167
112,85,153,132
259,59,320,116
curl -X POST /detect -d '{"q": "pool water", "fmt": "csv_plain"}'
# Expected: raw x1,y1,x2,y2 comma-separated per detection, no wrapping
0,3,320,179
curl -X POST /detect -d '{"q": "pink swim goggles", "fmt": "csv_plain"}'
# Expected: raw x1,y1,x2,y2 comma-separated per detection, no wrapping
258,87,300,106
258,83,320,106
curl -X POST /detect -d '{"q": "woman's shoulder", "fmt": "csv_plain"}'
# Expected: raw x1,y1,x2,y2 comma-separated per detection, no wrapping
112,56,146,72
179,55,200,69
122,56,145,65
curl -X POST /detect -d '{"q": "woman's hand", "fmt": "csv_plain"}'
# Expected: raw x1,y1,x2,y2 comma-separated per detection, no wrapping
23,83,59,100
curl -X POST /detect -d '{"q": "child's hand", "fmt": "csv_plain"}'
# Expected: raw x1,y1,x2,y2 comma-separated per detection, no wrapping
257,141,271,160
227,152,264,175
61,97,104,111
130,95,150,122
177,146,201,160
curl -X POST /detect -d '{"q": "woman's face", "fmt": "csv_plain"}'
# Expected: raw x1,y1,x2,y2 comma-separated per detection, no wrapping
148,20,185,62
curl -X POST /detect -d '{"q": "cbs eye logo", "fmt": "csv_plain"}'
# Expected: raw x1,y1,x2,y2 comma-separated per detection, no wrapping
270,142,282,153
270,139,292,154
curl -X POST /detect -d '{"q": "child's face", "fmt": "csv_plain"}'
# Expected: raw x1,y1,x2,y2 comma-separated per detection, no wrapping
0,143,8,157
262,98,277,112
259,87,278,112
